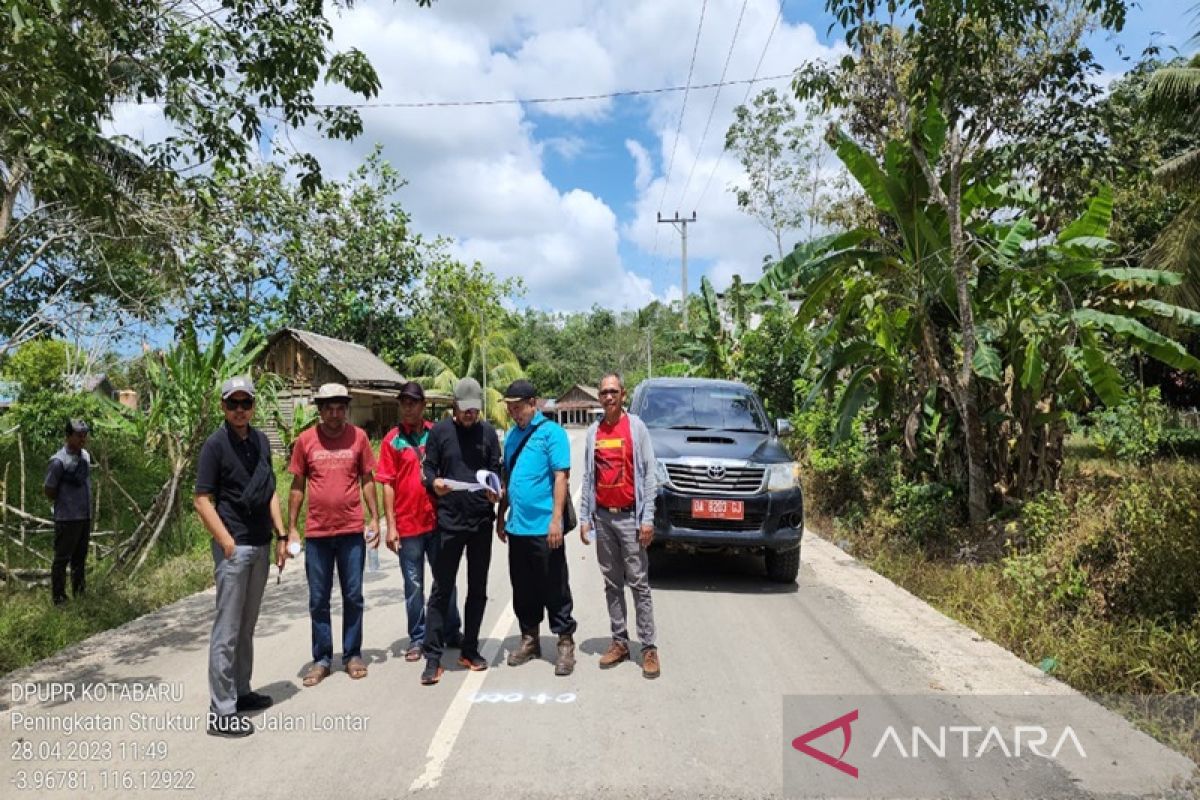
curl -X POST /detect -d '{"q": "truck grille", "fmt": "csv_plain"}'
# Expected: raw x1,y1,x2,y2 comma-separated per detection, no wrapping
664,462,765,496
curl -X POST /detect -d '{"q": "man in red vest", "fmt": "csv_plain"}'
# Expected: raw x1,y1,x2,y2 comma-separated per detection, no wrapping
578,372,660,679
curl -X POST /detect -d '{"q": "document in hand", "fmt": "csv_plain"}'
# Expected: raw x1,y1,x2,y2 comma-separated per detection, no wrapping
441,470,501,493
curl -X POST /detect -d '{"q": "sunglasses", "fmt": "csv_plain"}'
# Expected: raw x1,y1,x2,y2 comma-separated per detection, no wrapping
599,389,621,396
224,398,255,410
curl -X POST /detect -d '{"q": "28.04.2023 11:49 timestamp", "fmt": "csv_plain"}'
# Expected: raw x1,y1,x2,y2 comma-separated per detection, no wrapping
11,739,169,762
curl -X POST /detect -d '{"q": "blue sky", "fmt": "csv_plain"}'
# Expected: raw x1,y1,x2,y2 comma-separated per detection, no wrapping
111,0,1195,319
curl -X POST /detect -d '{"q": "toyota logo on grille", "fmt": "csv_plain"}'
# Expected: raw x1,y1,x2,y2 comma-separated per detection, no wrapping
706,464,727,480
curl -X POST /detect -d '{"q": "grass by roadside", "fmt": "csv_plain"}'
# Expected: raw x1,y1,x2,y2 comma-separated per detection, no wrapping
0,460,298,677
0,542,214,675
805,455,1200,766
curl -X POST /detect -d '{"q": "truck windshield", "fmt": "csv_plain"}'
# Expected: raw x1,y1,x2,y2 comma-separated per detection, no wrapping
638,386,768,432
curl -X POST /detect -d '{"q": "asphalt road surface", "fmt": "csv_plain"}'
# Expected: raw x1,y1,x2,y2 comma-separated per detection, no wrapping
2,428,1195,799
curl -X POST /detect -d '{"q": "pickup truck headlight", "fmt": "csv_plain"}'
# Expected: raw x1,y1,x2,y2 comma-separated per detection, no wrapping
654,459,671,488
764,462,800,492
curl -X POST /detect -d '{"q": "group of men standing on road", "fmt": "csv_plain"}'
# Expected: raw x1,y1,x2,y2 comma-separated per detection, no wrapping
186,369,660,738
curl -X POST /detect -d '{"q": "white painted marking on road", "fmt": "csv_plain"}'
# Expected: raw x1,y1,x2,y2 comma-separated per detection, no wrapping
409,603,515,792
410,485,584,792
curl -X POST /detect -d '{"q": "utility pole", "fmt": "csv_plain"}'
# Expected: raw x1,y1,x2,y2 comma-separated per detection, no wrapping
658,211,697,331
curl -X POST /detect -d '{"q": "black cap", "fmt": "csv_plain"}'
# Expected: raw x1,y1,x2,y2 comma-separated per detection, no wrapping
65,419,90,435
399,381,425,401
501,379,537,402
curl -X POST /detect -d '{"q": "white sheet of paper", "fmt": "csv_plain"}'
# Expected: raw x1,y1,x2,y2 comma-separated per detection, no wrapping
441,471,501,493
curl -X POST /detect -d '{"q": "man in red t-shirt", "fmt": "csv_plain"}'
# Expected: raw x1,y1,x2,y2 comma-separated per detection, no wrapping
578,372,661,679
288,383,379,686
376,381,462,662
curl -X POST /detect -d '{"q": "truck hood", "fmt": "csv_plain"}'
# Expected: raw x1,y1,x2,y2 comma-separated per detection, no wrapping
646,427,792,464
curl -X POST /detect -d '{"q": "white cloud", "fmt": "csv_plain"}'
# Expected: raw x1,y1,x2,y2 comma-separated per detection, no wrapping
625,139,653,193
108,0,843,312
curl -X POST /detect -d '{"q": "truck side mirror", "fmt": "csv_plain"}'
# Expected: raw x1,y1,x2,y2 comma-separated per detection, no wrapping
776,418,794,437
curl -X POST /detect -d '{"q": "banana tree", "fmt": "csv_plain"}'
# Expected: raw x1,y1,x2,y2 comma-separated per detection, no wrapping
783,113,1200,511
113,325,269,574
974,187,1200,497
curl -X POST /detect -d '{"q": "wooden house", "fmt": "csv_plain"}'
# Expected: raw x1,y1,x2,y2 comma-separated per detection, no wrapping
260,328,407,444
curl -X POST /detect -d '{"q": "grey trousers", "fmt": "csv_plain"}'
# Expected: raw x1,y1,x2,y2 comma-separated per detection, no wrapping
209,542,270,715
595,508,656,647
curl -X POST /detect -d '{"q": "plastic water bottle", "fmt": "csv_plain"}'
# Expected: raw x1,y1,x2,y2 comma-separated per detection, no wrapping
365,526,381,572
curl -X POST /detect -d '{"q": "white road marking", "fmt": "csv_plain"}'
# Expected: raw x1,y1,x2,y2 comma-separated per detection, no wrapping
410,486,583,792
409,603,515,792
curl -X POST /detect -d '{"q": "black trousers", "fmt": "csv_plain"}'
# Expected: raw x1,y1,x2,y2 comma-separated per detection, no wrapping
424,523,494,661
52,518,91,603
507,535,576,637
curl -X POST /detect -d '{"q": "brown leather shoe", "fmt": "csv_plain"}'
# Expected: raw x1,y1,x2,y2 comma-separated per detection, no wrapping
554,634,576,676
642,647,660,680
507,630,541,667
599,641,630,669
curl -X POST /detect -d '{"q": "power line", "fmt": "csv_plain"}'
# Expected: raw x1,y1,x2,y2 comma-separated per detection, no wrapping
113,73,794,111
675,0,750,212
650,0,710,275
657,0,710,219
694,0,786,214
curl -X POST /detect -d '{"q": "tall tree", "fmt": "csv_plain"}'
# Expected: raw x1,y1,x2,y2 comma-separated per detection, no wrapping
794,0,1129,525
1,0,433,354
725,88,831,259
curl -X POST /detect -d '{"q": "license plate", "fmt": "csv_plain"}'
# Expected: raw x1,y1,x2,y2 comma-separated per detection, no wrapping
691,499,745,520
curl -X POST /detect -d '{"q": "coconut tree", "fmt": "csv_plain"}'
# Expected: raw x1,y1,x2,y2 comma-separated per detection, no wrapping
406,327,524,429
1145,10,1200,308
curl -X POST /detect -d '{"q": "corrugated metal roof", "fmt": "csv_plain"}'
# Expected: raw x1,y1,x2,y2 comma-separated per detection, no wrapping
282,328,406,387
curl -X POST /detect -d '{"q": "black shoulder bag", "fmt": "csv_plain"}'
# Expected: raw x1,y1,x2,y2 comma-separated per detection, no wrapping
507,422,577,533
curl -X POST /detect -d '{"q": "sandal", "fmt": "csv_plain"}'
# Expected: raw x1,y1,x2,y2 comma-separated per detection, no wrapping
303,664,330,687
404,645,423,662
346,657,368,679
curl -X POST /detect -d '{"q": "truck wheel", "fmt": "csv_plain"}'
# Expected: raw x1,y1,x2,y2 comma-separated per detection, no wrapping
765,546,800,583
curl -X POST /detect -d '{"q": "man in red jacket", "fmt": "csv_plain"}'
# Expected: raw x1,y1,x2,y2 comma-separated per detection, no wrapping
376,382,462,662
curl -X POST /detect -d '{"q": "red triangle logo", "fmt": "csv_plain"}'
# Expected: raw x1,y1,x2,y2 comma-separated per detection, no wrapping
791,709,859,779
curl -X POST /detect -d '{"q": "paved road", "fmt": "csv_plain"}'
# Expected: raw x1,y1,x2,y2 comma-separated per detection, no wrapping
1,428,1195,799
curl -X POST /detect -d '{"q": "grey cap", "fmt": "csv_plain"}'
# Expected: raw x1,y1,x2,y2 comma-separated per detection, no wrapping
220,375,256,399
453,377,483,411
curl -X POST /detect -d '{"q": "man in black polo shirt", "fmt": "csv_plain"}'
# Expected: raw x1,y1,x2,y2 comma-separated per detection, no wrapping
418,377,503,686
194,376,290,737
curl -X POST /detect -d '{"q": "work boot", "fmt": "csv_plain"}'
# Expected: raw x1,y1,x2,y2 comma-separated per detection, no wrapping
507,629,541,667
642,646,661,680
598,640,630,669
554,634,576,676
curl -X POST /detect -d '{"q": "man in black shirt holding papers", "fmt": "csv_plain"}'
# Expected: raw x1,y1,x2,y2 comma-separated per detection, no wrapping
194,376,289,737
419,377,503,686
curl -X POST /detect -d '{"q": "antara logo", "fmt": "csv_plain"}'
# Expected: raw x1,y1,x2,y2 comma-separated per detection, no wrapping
791,708,1089,781
791,709,859,779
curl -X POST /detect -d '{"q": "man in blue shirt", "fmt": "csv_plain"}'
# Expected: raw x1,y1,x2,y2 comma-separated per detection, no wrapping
497,379,577,676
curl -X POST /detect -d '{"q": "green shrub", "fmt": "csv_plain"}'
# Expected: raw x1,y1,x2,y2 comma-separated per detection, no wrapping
1159,427,1200,459
791,390,870,517
1088,469,1200,620
890,478,962,546
1088,388,1168,464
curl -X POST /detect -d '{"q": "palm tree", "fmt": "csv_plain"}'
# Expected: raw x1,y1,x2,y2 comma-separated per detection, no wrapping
1146,10,1200,308
406,327,524,429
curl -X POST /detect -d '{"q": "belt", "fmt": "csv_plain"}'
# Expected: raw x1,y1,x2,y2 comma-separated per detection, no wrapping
602,505,635,514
